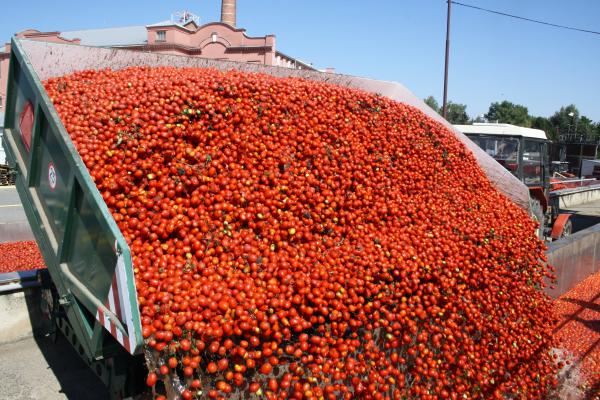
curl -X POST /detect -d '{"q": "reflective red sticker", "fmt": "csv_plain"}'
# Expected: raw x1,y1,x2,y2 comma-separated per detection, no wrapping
19,101,34,151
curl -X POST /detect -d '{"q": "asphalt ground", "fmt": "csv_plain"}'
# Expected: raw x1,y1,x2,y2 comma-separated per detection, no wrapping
0,186,26,224
0,186,33,243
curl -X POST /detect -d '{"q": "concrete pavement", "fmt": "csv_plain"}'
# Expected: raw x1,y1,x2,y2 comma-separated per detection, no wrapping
0,334,108,400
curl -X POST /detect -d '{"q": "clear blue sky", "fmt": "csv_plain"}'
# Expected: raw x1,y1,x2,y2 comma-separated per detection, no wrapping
1,0,599,121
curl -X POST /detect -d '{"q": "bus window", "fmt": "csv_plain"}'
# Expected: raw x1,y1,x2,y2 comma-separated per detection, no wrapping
523,140,543,185
467,135,520,176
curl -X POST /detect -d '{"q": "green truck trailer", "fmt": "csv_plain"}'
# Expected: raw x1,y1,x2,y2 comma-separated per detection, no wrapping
2,39,146,398
1,38,542,399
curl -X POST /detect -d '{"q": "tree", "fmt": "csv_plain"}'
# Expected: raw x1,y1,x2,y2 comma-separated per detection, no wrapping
422,96,469,124
445,102,469,124
484,101,531,127
577,116,597,137
547,105,599,137
549,105,579,137
531,116,558,140
423,96,439,113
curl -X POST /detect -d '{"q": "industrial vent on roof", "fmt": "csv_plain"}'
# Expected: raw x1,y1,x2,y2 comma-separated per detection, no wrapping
172,11,200,26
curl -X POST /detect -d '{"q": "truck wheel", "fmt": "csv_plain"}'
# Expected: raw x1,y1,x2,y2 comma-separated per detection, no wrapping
529,199,545,239
560,220,572,238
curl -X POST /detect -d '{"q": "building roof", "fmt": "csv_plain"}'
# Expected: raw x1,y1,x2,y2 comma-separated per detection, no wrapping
61,26,147,46
275,50,314,70
146,19,199,32
146,20,175,28
454,123,548,140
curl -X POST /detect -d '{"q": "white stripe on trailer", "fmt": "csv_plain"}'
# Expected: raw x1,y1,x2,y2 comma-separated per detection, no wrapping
111,278,125,346
89,244,137,352
106,285,115,336
96,307,109,333
95,296,119,344
116,250,137,353
103,300,111,333
107,282,124,344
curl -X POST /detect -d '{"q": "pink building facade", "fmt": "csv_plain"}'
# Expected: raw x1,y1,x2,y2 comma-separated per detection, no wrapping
133,21,277,65
0,30,81,112
0,10,314,112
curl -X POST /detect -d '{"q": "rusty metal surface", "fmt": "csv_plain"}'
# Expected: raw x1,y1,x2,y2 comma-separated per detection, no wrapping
545,223,600,298
19,39,531,212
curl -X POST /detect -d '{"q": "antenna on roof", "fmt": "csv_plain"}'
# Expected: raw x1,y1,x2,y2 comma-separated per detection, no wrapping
171,11,200,26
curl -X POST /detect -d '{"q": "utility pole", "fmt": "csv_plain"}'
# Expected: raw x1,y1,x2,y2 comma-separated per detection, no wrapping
442,0,452,119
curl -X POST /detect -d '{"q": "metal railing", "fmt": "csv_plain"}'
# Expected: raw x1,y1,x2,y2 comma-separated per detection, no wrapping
558,134,600,144
550,176,600,191
0,270,40,293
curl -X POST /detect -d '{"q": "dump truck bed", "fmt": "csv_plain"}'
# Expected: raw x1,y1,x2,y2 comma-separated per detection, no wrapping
1,38,532,362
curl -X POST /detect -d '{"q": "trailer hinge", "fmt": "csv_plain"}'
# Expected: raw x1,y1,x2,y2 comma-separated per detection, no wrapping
59,293,74,307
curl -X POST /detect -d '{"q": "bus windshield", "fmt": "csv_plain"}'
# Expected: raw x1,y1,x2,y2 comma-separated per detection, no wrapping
467,135,520,176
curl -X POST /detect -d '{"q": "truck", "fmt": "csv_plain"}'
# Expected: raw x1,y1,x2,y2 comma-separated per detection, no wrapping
454,123,573,240
1,38,547,398
581,159,600,178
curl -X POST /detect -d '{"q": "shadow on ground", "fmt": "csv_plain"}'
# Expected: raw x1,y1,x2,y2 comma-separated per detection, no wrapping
23,286,109,400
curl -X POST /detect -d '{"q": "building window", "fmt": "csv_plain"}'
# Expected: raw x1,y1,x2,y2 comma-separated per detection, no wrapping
156,31,166,42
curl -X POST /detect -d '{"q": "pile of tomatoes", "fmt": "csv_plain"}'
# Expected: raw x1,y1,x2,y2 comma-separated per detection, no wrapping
45,67,558,399
553,269,600,396
0,240,46,273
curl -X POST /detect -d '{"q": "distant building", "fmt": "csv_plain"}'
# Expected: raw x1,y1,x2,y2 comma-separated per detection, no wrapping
0,1,314,111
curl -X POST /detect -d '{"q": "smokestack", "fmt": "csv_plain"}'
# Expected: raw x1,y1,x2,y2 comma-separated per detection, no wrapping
221,0,236,27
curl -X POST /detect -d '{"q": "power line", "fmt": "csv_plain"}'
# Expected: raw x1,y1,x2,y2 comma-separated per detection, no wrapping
450,1,600,36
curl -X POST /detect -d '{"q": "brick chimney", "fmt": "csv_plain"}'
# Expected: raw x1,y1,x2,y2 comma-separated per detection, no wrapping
221,0,236,27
